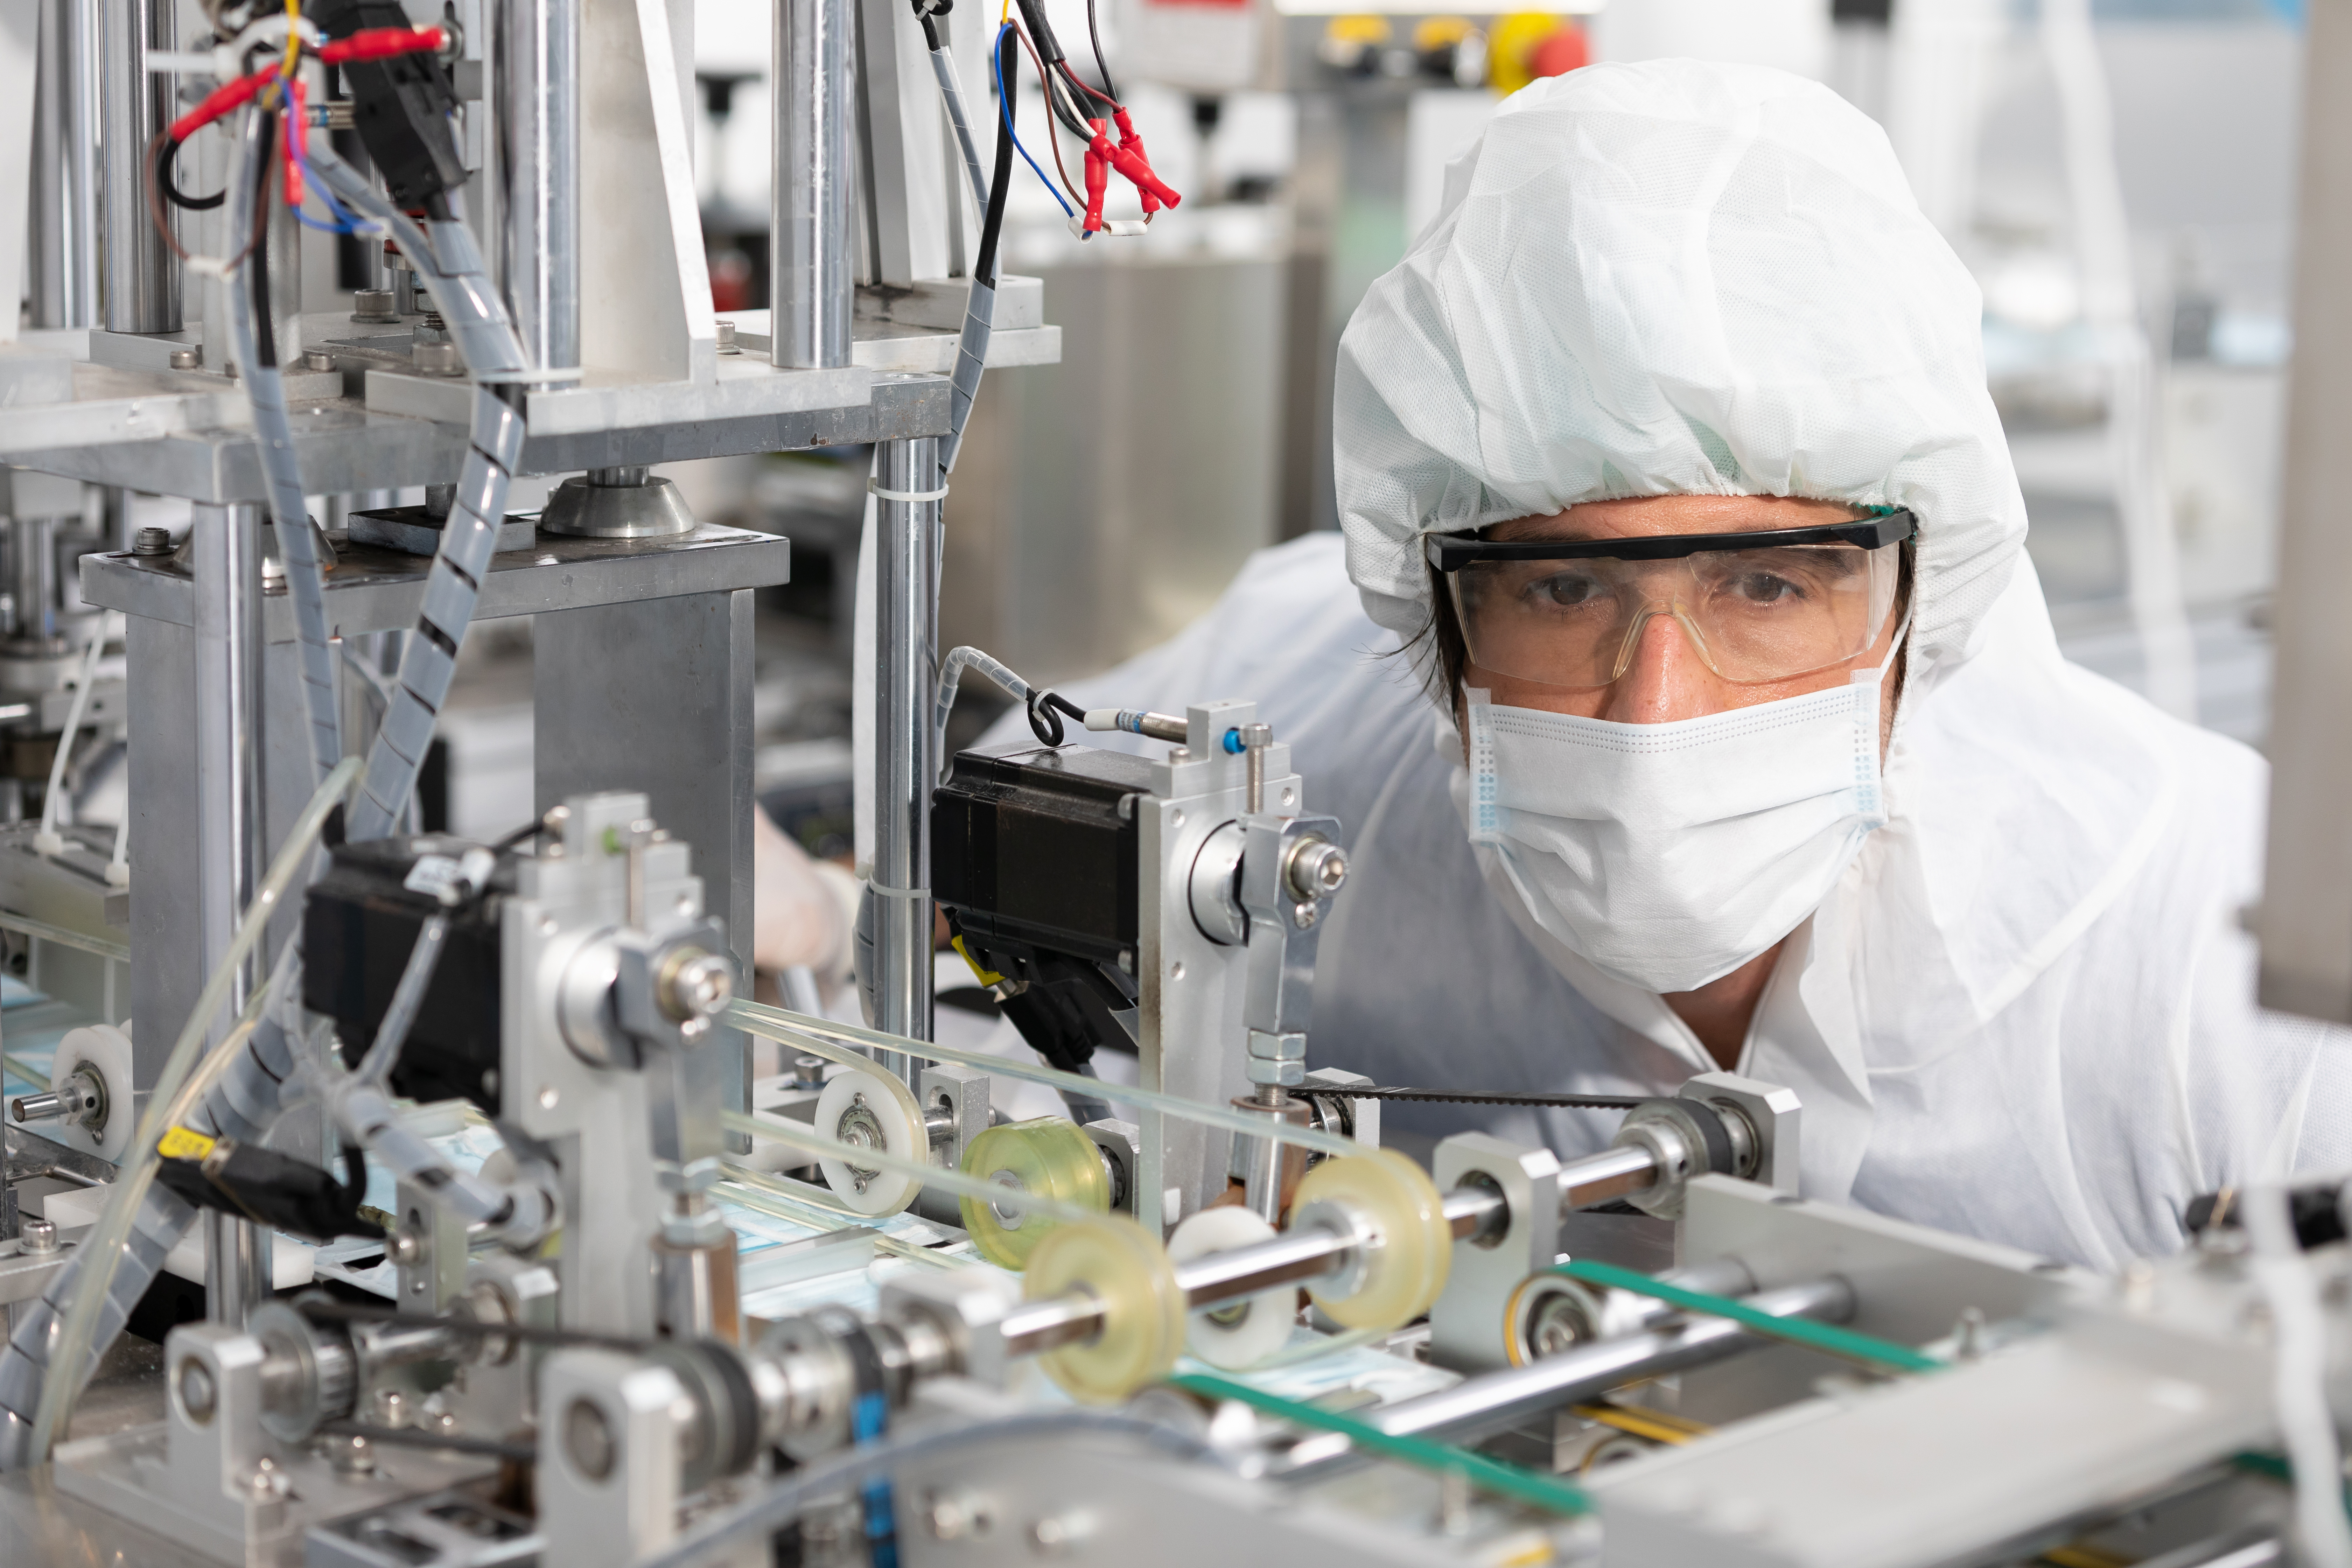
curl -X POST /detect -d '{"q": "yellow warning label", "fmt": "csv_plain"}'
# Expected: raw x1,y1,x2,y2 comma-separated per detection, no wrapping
157,1127,217,1161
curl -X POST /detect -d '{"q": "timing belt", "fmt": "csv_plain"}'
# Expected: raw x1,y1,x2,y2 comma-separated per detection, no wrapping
1319,1086,1647,1110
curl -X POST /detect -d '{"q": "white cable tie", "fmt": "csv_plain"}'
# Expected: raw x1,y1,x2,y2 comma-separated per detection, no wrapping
868,478,948,504
144,50,222,75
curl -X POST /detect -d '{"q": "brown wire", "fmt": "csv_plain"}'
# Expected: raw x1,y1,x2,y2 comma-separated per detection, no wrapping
1009,18,1084,206
145,103,282,278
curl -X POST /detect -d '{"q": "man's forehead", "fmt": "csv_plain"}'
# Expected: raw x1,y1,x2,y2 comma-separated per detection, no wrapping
1484,496,1871,543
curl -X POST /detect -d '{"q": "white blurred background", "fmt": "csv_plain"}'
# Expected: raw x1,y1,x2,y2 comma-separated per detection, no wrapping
431,0,2308,858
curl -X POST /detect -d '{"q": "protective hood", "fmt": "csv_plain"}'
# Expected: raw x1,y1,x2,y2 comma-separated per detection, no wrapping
1334,58,2025,704
1334,60,2221,1225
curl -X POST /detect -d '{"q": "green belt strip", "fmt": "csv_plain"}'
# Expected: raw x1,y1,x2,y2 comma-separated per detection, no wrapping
1168,1371,1593,1516
1553,1259,1947,1375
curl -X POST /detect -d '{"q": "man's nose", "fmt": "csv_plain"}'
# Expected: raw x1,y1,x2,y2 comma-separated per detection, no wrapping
1598,604,1725,724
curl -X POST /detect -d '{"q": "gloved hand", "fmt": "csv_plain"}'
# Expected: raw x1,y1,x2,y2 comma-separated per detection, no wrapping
752,807,860,986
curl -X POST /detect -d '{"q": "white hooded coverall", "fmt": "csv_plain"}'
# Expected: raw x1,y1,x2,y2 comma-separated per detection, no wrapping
983,61,2350,1272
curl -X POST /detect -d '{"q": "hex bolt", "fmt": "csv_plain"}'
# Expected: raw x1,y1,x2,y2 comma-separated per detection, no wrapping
304,350,334,373
19,1216,57,1254
657,946,735,1023
168,346,201,371
133,526,173,556
1240,722,1273,813
1282,836,1349,902
716,318,740,354
350,288,398,323
412,340,462,377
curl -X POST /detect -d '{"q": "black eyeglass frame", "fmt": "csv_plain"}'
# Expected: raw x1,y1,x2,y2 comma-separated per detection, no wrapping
1422,508,1917,572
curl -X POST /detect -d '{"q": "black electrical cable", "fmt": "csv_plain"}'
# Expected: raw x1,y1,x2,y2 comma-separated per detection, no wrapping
295,1297,656,1355
975,28,1017,290
248,113,280,370
1023,688,1085,747
160,135,227,210
1083,0,1119,105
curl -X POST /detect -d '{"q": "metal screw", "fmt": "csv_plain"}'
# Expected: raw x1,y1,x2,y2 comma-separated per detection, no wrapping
133,526,173,556
715,318,740,354
565,1398,616,1481
350,288,397,323
412,340,462,377
303,350,334,373
168,346,201,371
19,1216,56,1254
178,1359,217,1423
1289,901,1318,930
658,947,735,1022
326,1432,375,1475
1240,722,1273,813
1283,836,1349,901
387,1224,424,1266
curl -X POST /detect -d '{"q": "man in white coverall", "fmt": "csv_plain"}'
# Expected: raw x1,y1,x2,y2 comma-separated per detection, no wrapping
762,59,2349,1272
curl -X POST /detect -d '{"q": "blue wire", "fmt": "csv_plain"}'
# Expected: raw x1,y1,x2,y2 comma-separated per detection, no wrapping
993,24,1074,218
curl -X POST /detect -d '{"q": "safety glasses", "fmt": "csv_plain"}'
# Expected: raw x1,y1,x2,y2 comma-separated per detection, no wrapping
1425,510,1914,692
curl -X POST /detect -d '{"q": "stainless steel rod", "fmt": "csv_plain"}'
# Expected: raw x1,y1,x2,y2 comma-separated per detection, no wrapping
867,438,941,1075
1558,1142,1660,1213
773,0,852,366
996,1293,1104,1358
192,503,270,1323
500,0,580,373
1443,1185,1508,1242
29,0,101,328
100,0,179,331
1177,1226,1354,1309
1353,1278,1854,1448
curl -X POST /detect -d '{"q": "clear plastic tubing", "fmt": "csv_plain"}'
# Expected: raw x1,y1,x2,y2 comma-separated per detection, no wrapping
27,755,359,1459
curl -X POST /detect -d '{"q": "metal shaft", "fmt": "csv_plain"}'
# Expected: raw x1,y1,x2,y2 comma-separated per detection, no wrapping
1351,1278,1854,1448
1557,1142,1661,1213
499,0,580,373
29,0,101,328
773,0,852,367
997,1181,1514,1358
868,438,940,1077
100,0,180,332
10,518,56,646
191,503,270,1323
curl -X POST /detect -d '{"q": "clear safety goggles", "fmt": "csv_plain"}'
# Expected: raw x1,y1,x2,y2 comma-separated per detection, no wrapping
1426,510,1915,692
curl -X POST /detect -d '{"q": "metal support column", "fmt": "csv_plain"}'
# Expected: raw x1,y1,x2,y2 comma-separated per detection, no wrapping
500,0,580,373
29,0,100,328
534,589,757,1132
868,438,940,1074
774,0,851,368
190,503,270,1320
99,0,180,332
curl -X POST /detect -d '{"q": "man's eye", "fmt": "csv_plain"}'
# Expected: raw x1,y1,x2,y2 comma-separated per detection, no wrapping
1725,572,1804,605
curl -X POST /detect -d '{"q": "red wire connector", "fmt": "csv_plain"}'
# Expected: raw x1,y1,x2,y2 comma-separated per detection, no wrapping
170,62,282,143
1110,108,1172,217
1080,113,1181,233
280,75,308,205
1082,119,1111,234
318,24,445,64
165,27,442,145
